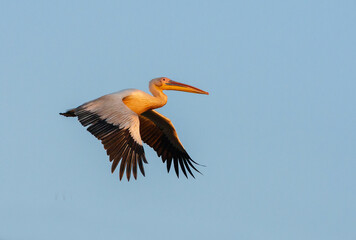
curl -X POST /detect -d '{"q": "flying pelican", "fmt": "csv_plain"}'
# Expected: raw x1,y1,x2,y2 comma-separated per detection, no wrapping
60,77,209,181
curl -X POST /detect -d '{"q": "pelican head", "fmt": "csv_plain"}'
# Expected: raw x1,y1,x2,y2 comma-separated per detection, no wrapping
150,77,209,95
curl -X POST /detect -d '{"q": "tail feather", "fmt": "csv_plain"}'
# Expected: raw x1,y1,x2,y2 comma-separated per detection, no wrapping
60,109,76,117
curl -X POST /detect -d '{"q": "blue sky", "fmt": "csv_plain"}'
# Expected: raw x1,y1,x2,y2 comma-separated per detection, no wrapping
1,1,355,239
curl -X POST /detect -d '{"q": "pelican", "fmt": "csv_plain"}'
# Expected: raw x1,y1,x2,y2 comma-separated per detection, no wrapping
60,77,209,181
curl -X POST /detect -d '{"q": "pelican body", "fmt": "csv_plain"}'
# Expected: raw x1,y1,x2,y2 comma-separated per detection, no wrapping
60,77,208,181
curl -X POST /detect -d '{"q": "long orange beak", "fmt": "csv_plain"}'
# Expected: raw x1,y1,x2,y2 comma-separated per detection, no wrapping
162,80,209,95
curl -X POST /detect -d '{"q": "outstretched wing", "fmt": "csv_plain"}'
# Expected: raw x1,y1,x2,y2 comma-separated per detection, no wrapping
139,110,201,178
73,93,147,181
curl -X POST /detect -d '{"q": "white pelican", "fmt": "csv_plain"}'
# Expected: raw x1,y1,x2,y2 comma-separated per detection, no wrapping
60,77,209,181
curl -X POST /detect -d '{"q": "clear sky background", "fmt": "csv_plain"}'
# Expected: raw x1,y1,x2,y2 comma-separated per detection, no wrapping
1,1,355,239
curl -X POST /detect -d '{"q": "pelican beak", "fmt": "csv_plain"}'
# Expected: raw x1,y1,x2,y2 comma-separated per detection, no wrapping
163,80,209,95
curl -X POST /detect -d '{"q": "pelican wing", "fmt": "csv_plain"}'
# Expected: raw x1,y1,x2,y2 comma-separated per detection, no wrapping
73,94,147,181
139,110,201,178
